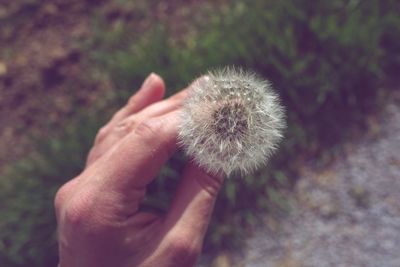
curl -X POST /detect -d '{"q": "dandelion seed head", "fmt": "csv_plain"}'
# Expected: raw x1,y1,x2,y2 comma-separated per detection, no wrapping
178,67,286,176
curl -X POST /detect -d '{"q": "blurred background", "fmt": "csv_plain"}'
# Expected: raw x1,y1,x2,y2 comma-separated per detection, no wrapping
0,0,399,266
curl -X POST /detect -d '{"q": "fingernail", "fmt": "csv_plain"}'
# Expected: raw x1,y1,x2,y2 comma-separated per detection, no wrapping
141,73,157,90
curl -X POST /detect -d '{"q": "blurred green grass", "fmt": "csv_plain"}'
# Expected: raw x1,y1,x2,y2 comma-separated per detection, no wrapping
1,0,399,266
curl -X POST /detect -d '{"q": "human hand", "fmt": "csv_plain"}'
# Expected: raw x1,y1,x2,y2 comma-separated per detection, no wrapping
54,73,224,267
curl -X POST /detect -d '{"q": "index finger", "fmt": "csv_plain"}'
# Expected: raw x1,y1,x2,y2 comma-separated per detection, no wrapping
163,163,224,246
94,110,180,194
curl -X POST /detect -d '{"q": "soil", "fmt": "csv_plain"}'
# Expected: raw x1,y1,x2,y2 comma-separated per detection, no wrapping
0,0,108,172
0,0,221,174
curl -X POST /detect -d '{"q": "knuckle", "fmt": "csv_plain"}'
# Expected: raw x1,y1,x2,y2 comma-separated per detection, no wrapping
86,147,98,166
60,188,94,226
95,126,108,144
169,89,188,102
195,173,224,198
128,95,137,105
63,201,88,226
127,95,139,109
135,118,177,158
168,234,200,265
115,117,138,135
54,185,67,212
54,180,76,212
135,119,161,141
62,194,100,233
167,98,184,110
57,184,111,235
110,109,124,122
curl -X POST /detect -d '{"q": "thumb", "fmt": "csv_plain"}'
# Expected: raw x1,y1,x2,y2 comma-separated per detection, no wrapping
163,162,224,245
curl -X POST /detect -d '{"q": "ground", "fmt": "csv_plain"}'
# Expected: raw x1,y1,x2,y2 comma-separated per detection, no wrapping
222,92,400,267
0,0,217,173
0,0,108,172
1,1,399,266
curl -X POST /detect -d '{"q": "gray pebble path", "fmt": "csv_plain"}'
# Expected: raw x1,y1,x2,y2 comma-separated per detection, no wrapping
240,102,400,267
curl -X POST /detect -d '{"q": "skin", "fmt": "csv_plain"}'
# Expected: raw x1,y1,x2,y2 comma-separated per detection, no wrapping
54,73,224,267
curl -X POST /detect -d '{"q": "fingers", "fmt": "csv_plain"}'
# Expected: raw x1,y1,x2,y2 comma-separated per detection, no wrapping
87,74,171,166
163,163,224,246
109,73,166,127
138,89,189,118
95,111,181,195
87,88,189,167
113,88,188,138
94,73,165,147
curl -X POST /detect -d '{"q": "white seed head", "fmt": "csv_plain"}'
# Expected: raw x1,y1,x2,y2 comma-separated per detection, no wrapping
178,67,286,176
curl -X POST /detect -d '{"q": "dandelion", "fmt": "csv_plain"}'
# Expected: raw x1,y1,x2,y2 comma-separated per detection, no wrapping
178,67,286,176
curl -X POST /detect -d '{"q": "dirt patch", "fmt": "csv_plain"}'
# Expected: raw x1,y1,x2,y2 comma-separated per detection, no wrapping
0,0,111,171
0,0,220,173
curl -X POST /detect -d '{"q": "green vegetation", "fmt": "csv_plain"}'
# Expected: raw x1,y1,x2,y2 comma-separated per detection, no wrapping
1,0,399,266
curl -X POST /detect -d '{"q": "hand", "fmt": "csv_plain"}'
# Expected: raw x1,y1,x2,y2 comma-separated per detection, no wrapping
54,73,224,267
